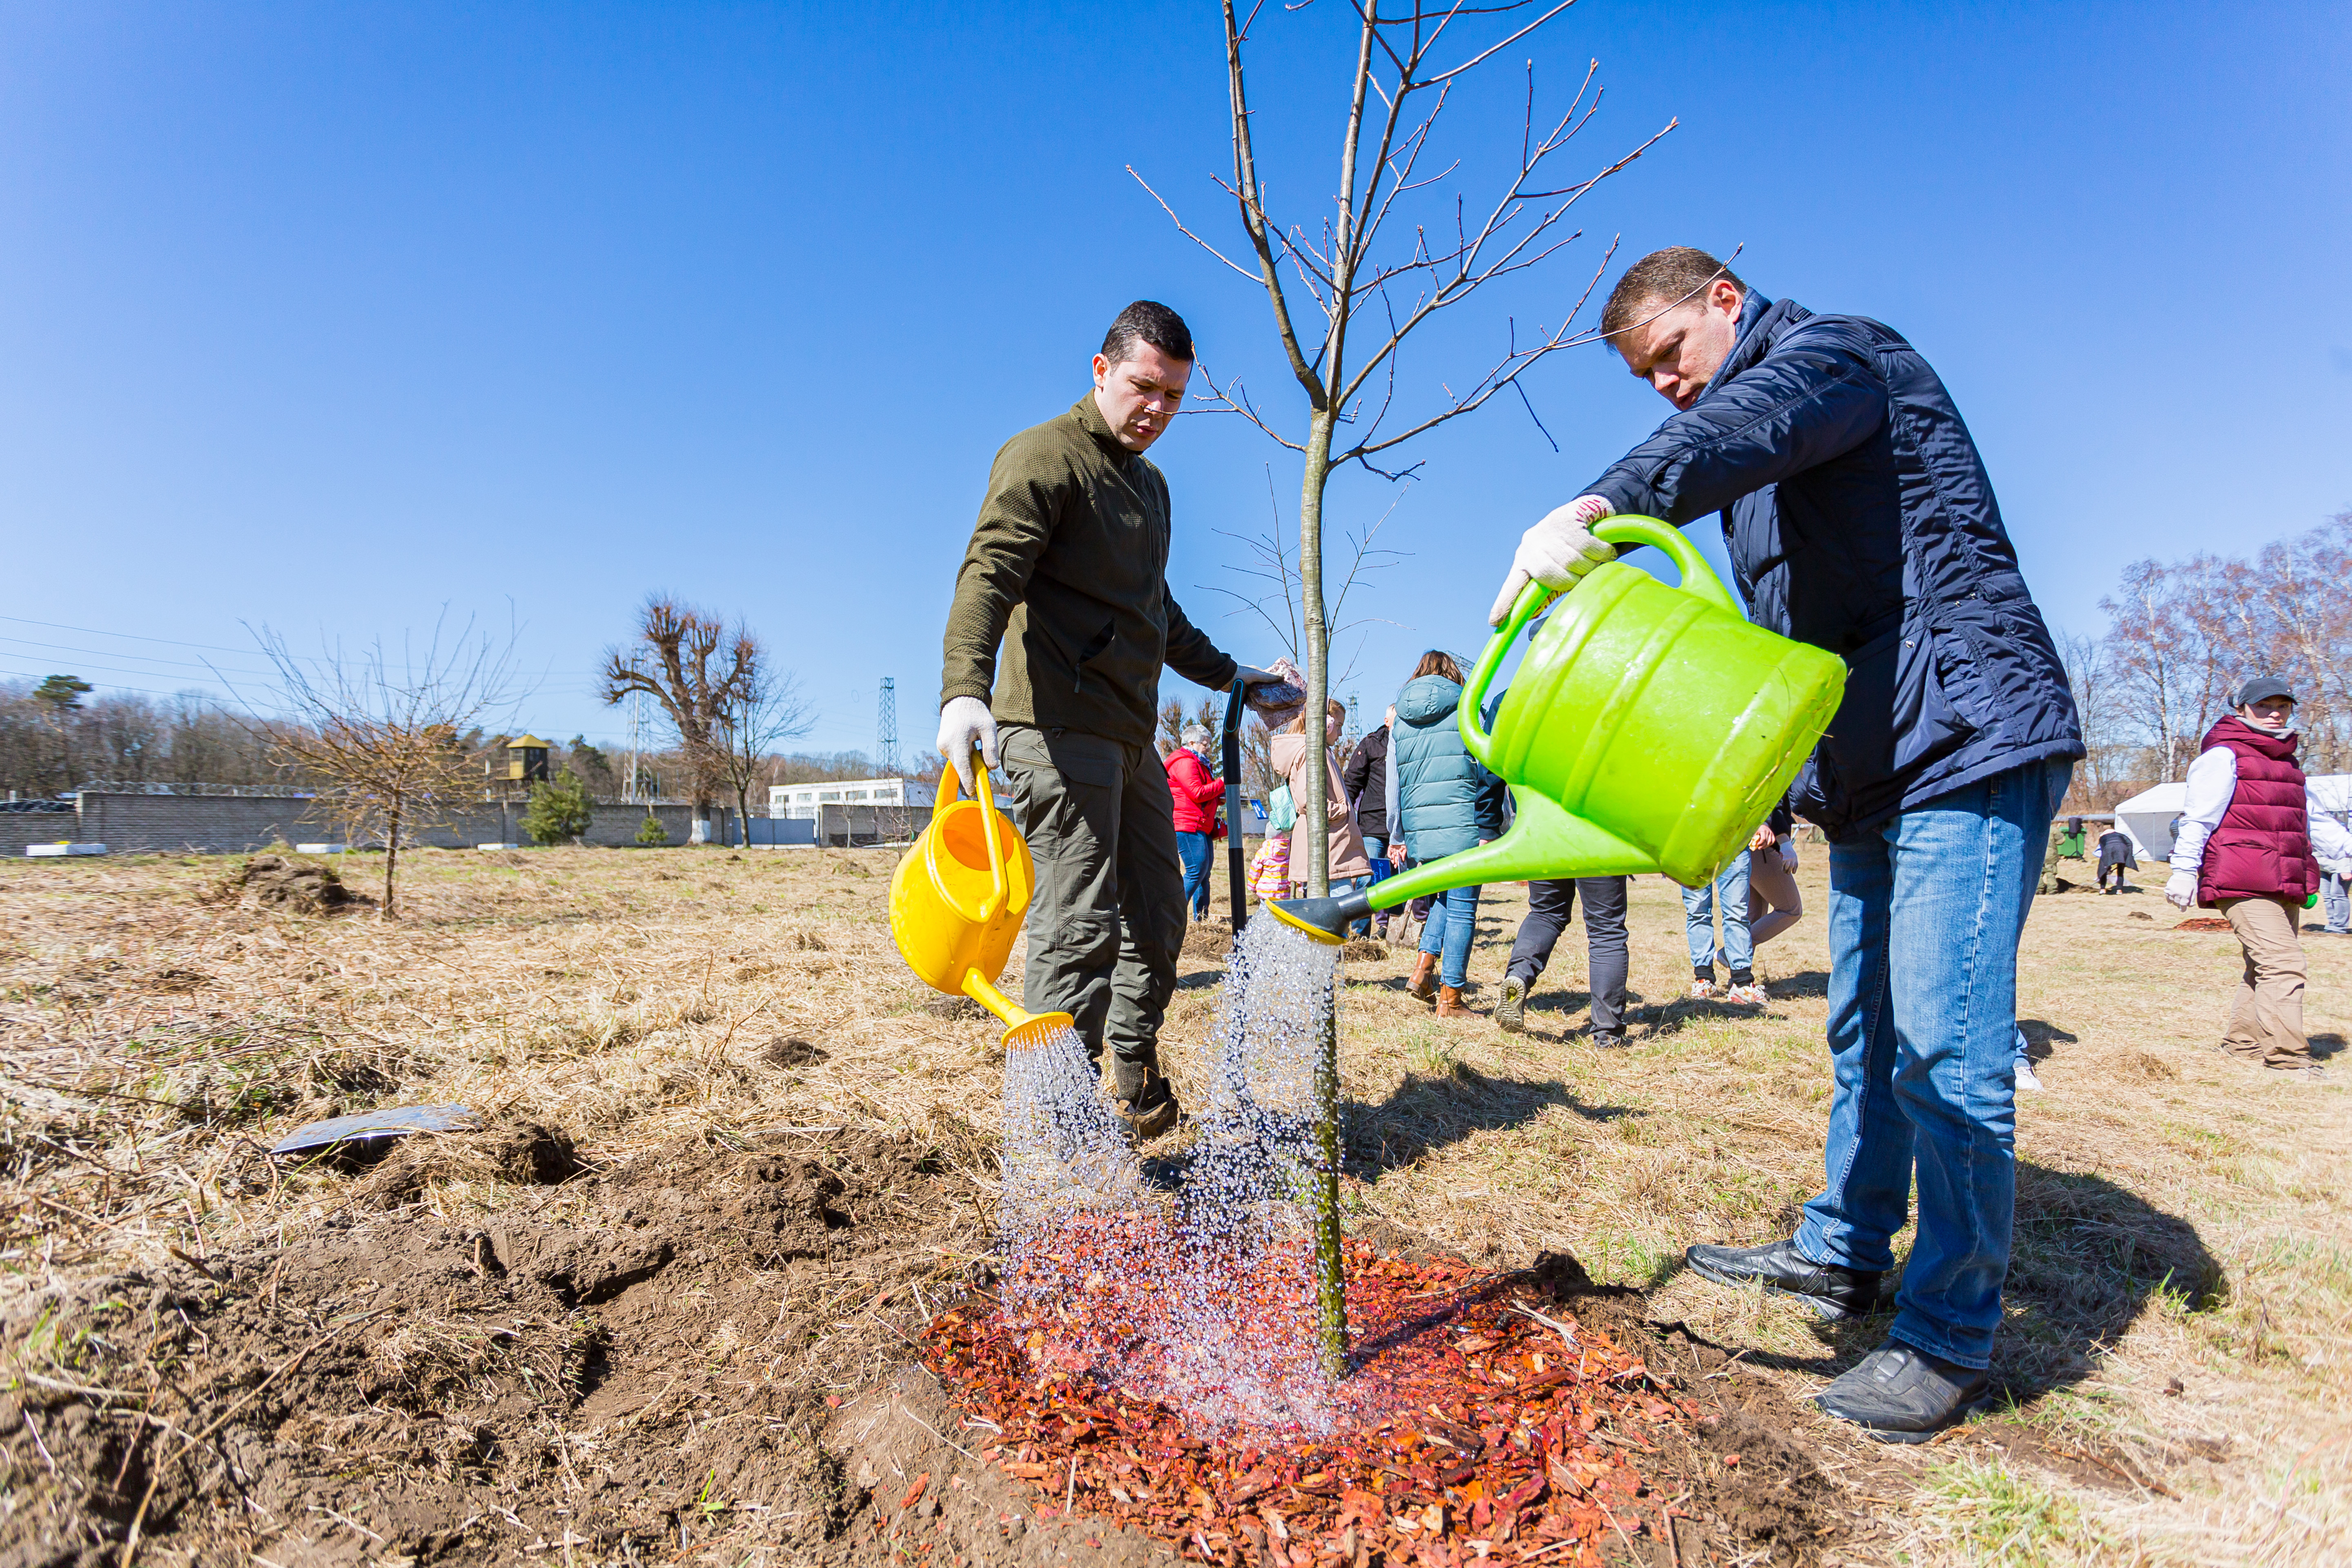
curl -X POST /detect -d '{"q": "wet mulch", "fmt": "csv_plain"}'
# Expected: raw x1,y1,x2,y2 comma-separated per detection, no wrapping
922,1229,1695,1567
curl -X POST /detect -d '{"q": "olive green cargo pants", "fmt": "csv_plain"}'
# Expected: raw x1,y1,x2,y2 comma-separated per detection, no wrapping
997,723,1185,1100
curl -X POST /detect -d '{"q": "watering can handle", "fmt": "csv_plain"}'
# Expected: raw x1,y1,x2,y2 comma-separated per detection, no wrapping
1460,515,1741,762
933,753,1012,923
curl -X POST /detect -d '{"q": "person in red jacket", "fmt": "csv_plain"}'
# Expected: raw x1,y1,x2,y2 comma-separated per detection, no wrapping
2166,675,2352,1073
1165,724,1226,920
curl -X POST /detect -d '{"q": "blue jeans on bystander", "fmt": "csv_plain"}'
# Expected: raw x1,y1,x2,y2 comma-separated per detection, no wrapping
1417,878,1481,989
1793,759,2071,1371
1682,850,1754,975
1176,831,1213,919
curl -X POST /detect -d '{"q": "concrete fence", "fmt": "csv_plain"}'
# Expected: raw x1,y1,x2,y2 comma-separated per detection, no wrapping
20,795,838,856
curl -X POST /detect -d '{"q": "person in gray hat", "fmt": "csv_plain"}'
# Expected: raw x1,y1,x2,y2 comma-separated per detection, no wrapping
2165,675,2352,1072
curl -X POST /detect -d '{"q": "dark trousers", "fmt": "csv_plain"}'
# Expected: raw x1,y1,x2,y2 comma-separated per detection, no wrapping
998,723,1184,1099
2097,851,2130,891
1506,875,1630,1034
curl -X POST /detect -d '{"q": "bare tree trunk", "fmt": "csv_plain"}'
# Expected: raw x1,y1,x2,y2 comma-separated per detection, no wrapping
1299,415,1335,900
382,801,401,921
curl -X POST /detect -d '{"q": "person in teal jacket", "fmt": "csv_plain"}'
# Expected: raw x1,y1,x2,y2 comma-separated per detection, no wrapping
1393,650,1507,1014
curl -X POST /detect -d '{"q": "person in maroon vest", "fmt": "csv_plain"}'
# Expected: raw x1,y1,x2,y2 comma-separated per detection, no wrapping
2166,675,2352,1072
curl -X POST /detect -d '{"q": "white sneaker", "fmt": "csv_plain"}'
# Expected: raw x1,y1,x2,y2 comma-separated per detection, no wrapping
1725,982,1767,1006
1690,979,1720,1000
2015,1059,2044,1092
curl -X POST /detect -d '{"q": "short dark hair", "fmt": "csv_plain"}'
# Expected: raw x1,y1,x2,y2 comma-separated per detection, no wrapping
1600,247,1747,340
1100,300,1194,365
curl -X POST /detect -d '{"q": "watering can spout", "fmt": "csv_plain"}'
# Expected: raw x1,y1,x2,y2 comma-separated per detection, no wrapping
1267,790,1659,944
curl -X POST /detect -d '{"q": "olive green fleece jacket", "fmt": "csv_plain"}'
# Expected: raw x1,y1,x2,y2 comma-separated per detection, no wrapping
940,393,1237,747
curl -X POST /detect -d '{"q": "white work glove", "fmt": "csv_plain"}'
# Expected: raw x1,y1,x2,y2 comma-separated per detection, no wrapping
1233,664,1281,688
2166,869,2197,910
936,696,999,795
1488,494,1619,626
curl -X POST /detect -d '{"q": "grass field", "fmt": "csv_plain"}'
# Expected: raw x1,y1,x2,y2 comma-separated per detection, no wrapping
4,839,2346,1565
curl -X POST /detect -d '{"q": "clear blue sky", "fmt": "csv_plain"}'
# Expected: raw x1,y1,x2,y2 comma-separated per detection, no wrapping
4,2,2345,760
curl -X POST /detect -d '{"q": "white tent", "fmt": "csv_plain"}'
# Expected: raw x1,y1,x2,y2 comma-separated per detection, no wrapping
2111,774,2352,863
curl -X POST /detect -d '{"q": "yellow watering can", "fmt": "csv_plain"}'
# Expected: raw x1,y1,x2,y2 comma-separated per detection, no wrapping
887,760,1074,1051
1270,516,1848,943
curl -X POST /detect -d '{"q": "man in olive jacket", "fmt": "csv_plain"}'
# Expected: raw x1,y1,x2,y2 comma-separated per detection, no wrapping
937,301,1276,1137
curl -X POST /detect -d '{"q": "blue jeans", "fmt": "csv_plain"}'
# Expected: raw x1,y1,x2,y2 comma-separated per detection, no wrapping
1681,851,1753,974
1352,836,1396,935
2326,871,2350,935
1418,879,1481,989
1795,759,2071,1370
1176,831,1213,918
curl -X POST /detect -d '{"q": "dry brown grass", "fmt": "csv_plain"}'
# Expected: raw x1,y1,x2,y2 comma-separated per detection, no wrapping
4,841,2348,1564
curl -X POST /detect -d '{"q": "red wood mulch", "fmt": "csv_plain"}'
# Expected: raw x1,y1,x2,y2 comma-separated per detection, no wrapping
922,1223,1698,1566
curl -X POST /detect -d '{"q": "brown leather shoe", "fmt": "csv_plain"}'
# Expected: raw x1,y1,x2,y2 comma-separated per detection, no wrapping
1408,952,1439,1002
1436,984,1466,1017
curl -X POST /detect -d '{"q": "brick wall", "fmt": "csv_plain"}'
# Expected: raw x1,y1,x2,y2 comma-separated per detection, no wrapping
0,809,82,857
47,795,753,855
74,794,333,855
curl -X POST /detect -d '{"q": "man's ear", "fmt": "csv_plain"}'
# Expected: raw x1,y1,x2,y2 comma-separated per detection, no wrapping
1711,278,1743,316
1091,352,1111,387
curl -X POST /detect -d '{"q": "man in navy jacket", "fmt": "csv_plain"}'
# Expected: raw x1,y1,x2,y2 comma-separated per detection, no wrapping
1494,248,2082,1441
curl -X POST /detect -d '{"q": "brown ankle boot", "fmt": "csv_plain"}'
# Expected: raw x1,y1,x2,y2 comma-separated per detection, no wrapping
1408,952,1439,1002
1436,984,1466,1017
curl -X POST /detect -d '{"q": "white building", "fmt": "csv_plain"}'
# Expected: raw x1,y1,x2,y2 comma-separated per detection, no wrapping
768,776,935,820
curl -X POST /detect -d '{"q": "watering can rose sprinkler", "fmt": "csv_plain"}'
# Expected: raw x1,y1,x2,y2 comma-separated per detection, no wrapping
887,756,1074,1052
1269,516,1850,942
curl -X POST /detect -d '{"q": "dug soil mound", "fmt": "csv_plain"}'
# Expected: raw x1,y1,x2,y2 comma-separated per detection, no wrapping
2,1125,989,1567
213,853,369,915
843,1243,1851,1568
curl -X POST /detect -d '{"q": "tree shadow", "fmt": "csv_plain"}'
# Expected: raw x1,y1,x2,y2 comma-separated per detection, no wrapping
1341,1063,1641,1177
1644,1162,2220,1403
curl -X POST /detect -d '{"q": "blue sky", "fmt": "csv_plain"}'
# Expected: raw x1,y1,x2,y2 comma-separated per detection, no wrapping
3,2,2345,760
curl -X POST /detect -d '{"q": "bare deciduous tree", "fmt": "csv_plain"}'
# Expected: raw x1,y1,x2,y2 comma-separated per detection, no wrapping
599,597,757,840
2099,513,2352,782
1141,0,1668,1379
245,613,519,920
714,663,817,848
1138,0,1668,900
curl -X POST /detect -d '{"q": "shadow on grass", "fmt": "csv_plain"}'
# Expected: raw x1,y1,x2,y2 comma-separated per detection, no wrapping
2311,1032,2345,1062
1644,1162,2220,1399
2018,1017,2079,1064
1342,1063,1640,1176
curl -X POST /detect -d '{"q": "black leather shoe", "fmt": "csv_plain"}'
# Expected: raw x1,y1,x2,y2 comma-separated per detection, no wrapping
1811,1343,1993,1443
1684,1237,1887,1320
1495,976,1528,1033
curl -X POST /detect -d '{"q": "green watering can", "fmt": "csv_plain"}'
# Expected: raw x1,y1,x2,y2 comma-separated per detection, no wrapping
1269,517,1848,944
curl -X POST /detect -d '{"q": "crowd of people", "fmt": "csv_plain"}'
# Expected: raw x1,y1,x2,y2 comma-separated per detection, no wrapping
1172,663,1812,1035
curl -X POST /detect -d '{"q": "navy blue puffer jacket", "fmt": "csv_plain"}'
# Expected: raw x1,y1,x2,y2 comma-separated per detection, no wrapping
1581,293,2082,840
1393,674,1506,861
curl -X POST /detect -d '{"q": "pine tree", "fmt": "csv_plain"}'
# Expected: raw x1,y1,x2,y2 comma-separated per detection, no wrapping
635,811,668,846
522,767,593,846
